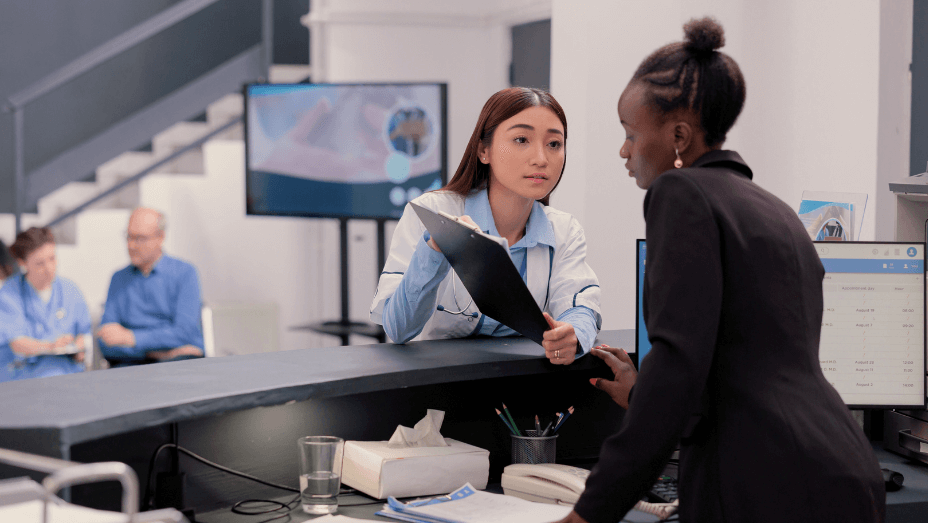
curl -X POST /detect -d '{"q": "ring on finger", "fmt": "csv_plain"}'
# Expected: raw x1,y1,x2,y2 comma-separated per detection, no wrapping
556,349,560,358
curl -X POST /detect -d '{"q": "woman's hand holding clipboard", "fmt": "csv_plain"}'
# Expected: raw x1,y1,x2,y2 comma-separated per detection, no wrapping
425,212,480,253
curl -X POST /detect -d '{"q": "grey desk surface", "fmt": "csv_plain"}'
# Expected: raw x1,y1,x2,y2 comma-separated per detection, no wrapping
0,331,632,449
198,486,664,523
877,446,928,514
200,446,928,523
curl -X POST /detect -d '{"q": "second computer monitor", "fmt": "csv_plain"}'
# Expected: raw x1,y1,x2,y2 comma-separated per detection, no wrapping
816,241,925,408
634,240,926,408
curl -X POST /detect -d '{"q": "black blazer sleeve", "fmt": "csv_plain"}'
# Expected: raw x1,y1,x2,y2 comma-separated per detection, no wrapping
573,171,722,523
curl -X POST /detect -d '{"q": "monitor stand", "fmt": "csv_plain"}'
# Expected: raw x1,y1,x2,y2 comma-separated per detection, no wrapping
292,217,387,346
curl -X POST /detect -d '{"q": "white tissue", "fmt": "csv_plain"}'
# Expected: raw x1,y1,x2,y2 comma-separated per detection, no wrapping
387,409,450,448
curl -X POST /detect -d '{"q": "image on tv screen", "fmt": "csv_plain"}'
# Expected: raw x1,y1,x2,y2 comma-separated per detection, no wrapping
245,83,447,219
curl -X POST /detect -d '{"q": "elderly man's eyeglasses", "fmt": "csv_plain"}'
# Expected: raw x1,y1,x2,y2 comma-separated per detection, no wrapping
126,233,160,244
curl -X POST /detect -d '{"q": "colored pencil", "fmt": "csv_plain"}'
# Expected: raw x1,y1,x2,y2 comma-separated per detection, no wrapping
502,403,522,436
495,408,516,435
541,421,554,437
553,406,575,432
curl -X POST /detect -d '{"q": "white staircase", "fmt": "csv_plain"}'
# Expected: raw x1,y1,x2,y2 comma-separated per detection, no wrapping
4,64,315,246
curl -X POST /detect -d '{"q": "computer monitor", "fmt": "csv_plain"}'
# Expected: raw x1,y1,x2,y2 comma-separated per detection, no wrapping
816,241,926,408
635,240,650,366
635,239,927,409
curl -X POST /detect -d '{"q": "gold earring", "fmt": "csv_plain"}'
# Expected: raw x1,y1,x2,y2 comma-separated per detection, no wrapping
674,148,683,169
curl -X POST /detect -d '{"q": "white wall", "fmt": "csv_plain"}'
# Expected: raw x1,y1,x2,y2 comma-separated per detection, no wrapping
0,215,13,246
551,0,892,331
876,0,914,241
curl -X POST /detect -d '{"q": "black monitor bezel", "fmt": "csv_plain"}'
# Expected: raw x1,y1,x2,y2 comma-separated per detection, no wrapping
243,81,449,221
814,240,927,410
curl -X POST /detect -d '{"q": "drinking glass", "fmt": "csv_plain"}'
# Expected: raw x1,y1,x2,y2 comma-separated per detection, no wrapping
298,436,344,514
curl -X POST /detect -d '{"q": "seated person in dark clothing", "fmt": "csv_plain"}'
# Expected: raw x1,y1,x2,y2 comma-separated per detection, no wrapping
97,207,204,366
0,239,15,286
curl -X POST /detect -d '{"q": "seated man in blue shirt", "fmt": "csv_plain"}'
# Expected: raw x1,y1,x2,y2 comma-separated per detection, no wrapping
97,208,204,366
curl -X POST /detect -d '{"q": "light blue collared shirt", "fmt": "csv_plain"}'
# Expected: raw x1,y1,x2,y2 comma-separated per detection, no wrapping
382,190,598,353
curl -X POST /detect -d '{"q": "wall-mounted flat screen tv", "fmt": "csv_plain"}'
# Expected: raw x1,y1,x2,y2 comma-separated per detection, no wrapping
245,82,447,219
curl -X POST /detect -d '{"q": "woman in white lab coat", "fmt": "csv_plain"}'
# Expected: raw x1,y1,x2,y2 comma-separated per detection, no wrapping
370,87,601,364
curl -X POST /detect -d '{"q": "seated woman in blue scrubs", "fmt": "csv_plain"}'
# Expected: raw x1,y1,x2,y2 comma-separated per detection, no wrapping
370,87,602,364
0,227,90,381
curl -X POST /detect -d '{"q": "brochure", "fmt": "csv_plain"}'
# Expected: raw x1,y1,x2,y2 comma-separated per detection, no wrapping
377,483,572,523
798,200,853,241
797,191,868,241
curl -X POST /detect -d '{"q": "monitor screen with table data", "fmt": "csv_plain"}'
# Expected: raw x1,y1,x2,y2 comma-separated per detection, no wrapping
636,240,927,408
816,242,926,408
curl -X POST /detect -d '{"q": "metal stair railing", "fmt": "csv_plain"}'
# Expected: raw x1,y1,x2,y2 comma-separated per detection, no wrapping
3,0,274,234
44,116,242,230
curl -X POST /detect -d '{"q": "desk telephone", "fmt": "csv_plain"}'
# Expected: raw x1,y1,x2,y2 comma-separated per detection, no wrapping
501,464,588,505
502,463,680,520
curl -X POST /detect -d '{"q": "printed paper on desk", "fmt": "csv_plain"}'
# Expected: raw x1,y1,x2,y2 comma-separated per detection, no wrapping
379,483,572,523
341,439,489,499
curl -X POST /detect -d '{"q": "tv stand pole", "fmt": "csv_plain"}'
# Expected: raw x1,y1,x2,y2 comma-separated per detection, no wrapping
310,217,386,346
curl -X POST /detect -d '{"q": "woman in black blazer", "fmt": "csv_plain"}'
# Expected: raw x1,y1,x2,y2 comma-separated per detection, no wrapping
559,18,885,523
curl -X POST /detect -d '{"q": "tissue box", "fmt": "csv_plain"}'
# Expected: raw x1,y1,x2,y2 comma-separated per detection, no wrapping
341,438,489,499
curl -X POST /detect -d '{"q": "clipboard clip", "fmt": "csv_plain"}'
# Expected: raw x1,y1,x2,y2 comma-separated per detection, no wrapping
437,211,481,233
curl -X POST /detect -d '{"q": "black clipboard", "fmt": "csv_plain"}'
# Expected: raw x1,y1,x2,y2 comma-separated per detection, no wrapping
411,202,549,346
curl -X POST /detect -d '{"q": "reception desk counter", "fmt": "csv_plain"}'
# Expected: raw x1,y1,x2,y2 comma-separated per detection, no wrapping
0,331,630,513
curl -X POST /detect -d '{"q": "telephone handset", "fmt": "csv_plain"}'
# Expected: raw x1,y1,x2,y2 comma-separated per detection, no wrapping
502,464,681,521
501,463,589,505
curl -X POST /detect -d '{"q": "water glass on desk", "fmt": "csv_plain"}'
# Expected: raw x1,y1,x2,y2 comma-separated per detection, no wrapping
298,436,344,514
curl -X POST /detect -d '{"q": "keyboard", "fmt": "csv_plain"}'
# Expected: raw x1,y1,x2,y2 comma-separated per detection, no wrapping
646,475,678,504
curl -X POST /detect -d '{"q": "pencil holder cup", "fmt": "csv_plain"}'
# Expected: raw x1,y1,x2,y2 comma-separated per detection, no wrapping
511,429,557,464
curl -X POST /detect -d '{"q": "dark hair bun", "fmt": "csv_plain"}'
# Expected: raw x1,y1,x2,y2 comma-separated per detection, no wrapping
684,17,725,56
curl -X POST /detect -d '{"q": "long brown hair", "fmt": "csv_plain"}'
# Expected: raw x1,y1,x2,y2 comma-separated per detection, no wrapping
443,87,567,205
